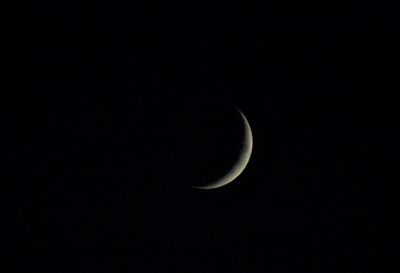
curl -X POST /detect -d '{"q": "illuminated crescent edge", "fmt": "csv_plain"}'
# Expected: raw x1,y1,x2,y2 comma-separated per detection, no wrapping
193,109,253,190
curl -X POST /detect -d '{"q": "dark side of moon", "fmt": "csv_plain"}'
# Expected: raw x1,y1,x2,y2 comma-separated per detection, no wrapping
172,104,253,190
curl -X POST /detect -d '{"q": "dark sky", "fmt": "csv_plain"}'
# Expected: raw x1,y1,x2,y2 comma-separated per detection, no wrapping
11,2,397,273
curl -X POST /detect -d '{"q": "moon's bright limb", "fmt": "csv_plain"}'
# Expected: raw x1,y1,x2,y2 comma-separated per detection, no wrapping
193,109,253,190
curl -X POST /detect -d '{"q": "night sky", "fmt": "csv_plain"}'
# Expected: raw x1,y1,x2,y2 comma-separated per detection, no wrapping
11,2,397,273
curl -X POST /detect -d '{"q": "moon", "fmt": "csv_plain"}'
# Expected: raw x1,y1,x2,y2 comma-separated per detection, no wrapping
193,108,253,190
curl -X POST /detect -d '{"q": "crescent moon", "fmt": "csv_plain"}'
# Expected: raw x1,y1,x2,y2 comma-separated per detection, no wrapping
193,108,253,190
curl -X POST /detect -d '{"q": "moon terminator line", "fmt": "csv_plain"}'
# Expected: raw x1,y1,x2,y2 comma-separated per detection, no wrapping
193,108,253,190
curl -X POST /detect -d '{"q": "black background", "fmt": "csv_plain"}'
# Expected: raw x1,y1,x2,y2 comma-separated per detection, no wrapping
10,2,397,273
